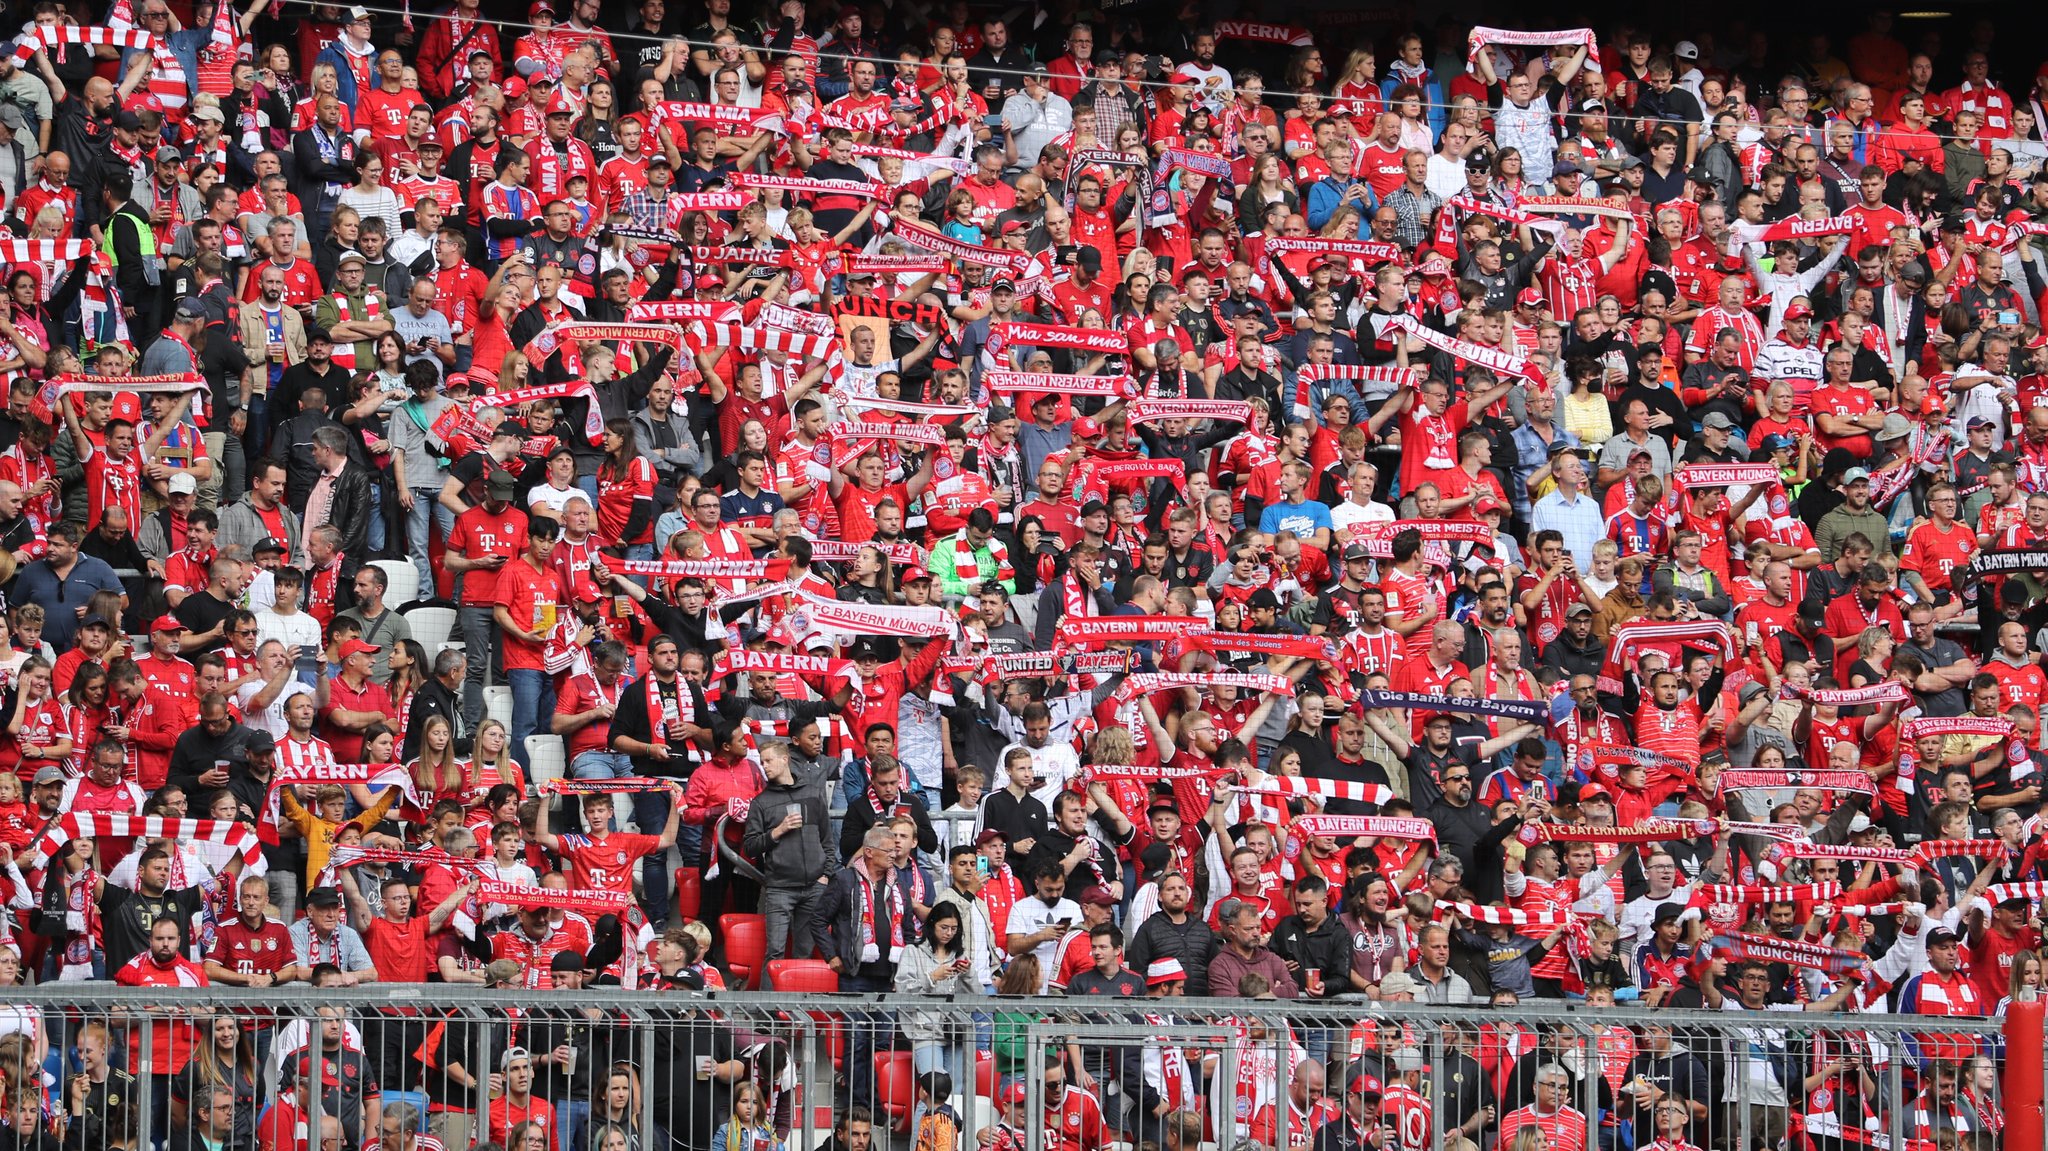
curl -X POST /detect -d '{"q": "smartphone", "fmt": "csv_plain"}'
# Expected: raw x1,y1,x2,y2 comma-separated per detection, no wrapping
1056,245,1079,266
2000,310,2022,326
984,113,1004,130
1055,918,1074,930
975,856,992,878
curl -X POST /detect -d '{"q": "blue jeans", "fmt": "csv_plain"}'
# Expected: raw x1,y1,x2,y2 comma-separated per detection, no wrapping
507,668,555,771
367,482,387,554
407,489,452,598
633,787,672,928
840,975,891,1108
555,1100,589,1151
572,751,635,831
245,395,270,460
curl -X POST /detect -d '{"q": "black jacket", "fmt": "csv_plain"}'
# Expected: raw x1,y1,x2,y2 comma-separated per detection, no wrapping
1124,909,1218,995
319,461,375,559
839,790,938,861
811,863,900,980
404,677,471,760
741,765,839,889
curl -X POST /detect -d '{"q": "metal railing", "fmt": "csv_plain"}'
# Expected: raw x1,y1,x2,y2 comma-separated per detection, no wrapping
0,986,2022,1151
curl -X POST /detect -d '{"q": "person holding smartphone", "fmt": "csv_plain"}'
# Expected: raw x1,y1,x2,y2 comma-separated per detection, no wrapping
893,902,981,1075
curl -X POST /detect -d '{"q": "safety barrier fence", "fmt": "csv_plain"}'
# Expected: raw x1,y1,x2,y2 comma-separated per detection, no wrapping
0,987,2029,1151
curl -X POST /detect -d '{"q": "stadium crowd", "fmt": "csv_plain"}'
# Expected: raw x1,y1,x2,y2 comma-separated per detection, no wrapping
1,0,2047,1149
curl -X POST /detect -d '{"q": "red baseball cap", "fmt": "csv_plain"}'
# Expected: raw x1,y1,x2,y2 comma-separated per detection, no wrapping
1783,301,1814,321
1072,416,1102,438
339,639,382,659
1516,287,1544,307
150,614,186,633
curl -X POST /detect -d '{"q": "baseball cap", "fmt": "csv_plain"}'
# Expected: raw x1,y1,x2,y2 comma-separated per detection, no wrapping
1378,971,1419,997
1077,886,1117,908
340,639,382,659
1072,416,1102,439
1701,412,1735,431
337,249,366,268
1928,927,1961,946
1473,494,1504,516
901,565,933,584
1848,813,1874,833
167,472,198,495
78,615,112,631
346,5,370,20
155,144,183,163
1343,542,1372,561
1077,498,1109,518
111,109,143,132
848,638,886,661
173,297,206,321
1760,434,1795,453
1674,40,1700,60
989,276,1017,293
974,828,1007,847
1247,588,1281,610
1969,415,1998,430
1783,301,1814,321
1391,1048,1426,1074
190,104,225,123
33,765,64,786
1350,1074,1383,1097
149,614,186,633
528,0,554,16
1516,287,1544,307
1552,157,1589,177
1000,1083,1028,1106
253,537,286,556
1566,601,1594,618
243,730,276,754
1842,467,1872,483
1877,413,1914,442
1578,781,1613,803
305,887,343,909
486,467,521,499
502,76,528,101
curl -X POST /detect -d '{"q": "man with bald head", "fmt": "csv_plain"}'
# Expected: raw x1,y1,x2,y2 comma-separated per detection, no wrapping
0,480,31,580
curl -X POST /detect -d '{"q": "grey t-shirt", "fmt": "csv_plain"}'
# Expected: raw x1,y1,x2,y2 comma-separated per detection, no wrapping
389,394,452,493
390,306,454,378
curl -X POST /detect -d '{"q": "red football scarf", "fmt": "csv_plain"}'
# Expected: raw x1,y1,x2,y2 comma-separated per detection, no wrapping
1125,399,1252,426
1291,814,1435,840
475,879,630,915
1262,236,1405,266
1247,776,1395,806
1691,882,1843,908
484,381,605,445
731,171,888,200
329,844,492,870
1716,769,1877,795
1912,839,2007,866
713,649,853,677
616,557,793,580
1785,681,1912,707
1518,818,1718,845
1597,619,1738,694
625,300,742,324
790,593,954,638
1731,216,1857,246
839,252,949,275
1442,901,1572,927
890,219,1030,271
6,24,158,66
56,372,206,398
538,779,674,795
990,321,1131,356
688,245,803,268
1348,518,1494,559
1118,671,1296,697
1384,315,1544,385
1464,26,1597,72
1673,463,1782,489
0,239,94,263
1211,20,1314,46
1290,363,1421,421
983,370,1137,398
809,540,927,565
1057,616,1186,646
1986,882,2048,904
1518,195,1637,220
1182,630,1336,661
1708,931,1867,974
29,815,258,870
269,762,410,788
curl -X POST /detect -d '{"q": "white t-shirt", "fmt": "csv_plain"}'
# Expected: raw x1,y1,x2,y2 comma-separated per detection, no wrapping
1005,894,1082,991
527,482,593,517
235,678,317,740
257,609,324,664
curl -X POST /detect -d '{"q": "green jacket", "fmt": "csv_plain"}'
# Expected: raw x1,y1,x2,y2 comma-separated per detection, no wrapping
929,529,1017,598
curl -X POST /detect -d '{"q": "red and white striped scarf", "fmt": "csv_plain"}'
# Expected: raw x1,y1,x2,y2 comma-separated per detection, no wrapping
1691,882,1843,908
325,294,382,369
29,815,258,870
1290,814,1434,840
950,532,1013,586
1246,776,1395,806
1441,901,1572,927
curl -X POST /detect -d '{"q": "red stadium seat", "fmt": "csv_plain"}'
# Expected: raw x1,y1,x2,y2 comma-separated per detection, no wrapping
766,959,839,993
874,1051,917,1134
719,913,767,989
974,1049,994,1099
674,867,701,924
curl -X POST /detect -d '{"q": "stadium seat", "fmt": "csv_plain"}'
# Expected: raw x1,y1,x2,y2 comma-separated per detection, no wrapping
483,686,512,728
719,913,767,989
673,867,701,923
401,604,456,653
765,959,837,993
383,1091,429,1132
873,1051,917,1134
525,736,566,791
974,1050,993,1099
369,560,419,608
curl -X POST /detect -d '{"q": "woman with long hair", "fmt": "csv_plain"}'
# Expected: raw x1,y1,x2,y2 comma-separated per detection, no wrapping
408,714,465,811
171,1015,257,1147
598,418,658,562
338,152,402,235
61,662,109,778
1236,153,1298,224
469,719,524,798
0,268,51,384
894,901,979,1077
1331,49,1382,119
1281,45,1325,91
576,79,621,164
